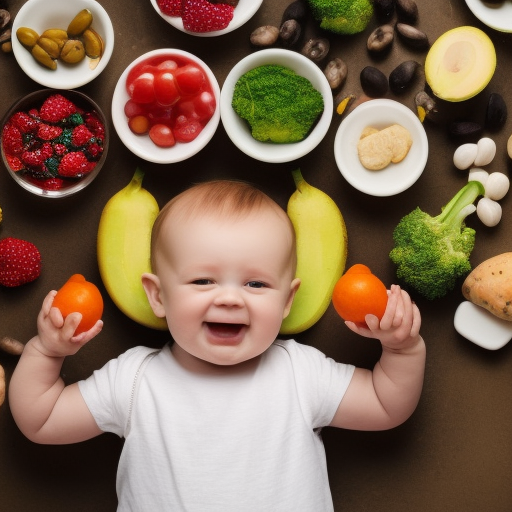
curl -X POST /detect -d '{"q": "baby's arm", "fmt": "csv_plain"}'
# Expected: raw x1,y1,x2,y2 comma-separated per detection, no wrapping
9,291,104,444
330,285,426,430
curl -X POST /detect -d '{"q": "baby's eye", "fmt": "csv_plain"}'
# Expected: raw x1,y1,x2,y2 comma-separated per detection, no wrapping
246,281,266,289
192,279,214,285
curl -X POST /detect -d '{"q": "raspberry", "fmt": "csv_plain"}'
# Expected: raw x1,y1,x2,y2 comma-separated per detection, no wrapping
84,112,105,140
39,94,78,123
53,143,68,156
58,152,94,177
10,112,39,134
181,0,234,32
2,123,24,155
6,155,24,171
40,177,65,191
71,124,94,147
85,142,103,159
157,0,181,16
37,123,63,141
0,237,42,287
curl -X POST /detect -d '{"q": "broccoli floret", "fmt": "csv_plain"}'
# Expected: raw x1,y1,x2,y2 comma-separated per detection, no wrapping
307,0,374,35
231,64,324,144
389,181,485,300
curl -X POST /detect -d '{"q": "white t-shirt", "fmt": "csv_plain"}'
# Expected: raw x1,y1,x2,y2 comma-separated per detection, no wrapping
79,339,355,512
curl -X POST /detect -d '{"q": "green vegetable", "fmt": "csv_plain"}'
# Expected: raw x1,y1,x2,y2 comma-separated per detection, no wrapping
306,0,374,35
389,181,485,300
231,64,324,144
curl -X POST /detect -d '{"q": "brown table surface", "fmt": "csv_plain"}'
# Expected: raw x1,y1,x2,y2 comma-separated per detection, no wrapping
2,0,512,510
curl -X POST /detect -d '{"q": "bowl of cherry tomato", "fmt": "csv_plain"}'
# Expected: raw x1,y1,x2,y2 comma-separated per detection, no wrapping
111,48,220,164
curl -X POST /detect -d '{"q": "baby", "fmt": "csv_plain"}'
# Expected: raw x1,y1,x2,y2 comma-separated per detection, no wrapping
9,179,426,511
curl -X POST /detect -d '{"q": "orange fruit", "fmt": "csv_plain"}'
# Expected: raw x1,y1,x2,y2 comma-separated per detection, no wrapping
52,274,103,335
332,264,388,325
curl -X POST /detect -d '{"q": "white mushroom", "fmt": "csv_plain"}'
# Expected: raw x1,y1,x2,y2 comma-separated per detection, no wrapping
477,197,502,227
474,137,496,167
468,167,489,187
453,143,477,170
485,172,510,201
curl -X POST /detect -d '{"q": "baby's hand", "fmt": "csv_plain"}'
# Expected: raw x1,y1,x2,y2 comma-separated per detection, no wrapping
34,290,103,357
345,285,421,351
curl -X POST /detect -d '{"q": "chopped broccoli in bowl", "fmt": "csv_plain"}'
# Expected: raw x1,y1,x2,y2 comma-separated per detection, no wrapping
389,181,485,300
231,64,324,144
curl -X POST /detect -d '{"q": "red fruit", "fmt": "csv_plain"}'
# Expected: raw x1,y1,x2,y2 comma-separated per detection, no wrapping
128,115,150,135
21,143,53,168
40,177,65,190
149,124,176,147
157,60,178,72
84,112,106,140
10,112,39,134
173,115,203,143
2,123,24,155
154,72,181,106
0,237,42,287
127,72,156,104
71,125,94,146
181,0,234,33
58,152,94,177
174,63,206,95
193,91,216,120
124,99,145,118
6,155,24,171
37,123,63,141
157,0,181,16
39,94,78,123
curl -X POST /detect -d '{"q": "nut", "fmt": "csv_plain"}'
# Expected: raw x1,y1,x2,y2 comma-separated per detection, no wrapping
281,0,307,24
60,39,85,64
37,36,61,59
373,0,395,20
360,66,388,97
367,24,394,53
389,60,420,94
324,58,347,89
449,121,482,143
31,43,57,70
16,26,39,48
279,19,302,47
83,28,103,59
396,0,419,24
396,23,429,50
301,37,330,62
250,25,280,46
67,8,93,37
40,28,68,50
485,92,507,132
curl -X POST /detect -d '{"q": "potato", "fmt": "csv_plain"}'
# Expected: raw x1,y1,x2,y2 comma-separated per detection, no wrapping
462,252,512,321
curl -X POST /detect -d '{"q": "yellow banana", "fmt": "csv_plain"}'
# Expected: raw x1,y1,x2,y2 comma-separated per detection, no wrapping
280,169,348,335
97,168,167,330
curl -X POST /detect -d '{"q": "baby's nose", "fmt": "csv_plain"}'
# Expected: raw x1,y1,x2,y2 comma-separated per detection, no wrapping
214,286,244,307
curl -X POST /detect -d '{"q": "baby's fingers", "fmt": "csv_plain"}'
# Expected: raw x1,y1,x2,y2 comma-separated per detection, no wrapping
71,319,103,344
379,285,401,330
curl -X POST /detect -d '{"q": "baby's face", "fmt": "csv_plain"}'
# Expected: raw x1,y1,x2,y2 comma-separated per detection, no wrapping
153,208,299,366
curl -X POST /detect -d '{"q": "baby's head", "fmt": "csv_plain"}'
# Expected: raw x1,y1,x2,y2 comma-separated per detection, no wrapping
143,180,300,366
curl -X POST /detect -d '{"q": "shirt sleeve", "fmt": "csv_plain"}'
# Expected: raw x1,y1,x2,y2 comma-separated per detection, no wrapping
78,346,159,437
273,339,355,429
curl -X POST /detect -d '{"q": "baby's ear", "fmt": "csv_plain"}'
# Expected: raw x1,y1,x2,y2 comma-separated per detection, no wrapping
141,273,166,318
283,278,301,319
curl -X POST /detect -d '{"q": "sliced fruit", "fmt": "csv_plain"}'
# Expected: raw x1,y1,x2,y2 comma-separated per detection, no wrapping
425,26,496,102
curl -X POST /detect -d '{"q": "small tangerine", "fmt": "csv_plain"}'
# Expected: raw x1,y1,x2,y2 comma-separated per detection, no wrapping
52,274,103,335
332,264,388,325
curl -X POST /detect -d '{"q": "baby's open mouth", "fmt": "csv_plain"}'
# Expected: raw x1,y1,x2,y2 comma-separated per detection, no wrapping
205,322,245,339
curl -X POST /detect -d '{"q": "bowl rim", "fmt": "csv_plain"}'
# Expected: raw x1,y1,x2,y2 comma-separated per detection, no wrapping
111,48,221,164
149,0,263,37
220,48,333,164
333,98,428,197
1,88,109,198
464,0,512,33
11,0,115,89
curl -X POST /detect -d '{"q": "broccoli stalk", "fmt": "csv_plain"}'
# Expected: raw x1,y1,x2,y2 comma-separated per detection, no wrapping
389,181,485,300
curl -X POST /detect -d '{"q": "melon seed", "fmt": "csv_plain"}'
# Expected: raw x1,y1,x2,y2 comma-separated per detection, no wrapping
31,43,56,70
83,28,103,58
67,8,93,37
37,36,61,59
41,28,68,50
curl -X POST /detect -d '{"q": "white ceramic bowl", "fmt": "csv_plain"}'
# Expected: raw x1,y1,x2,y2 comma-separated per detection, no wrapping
334,99,428,197
11,0,114,90
1,89,108,198
220,48,333,164
150,0,263,37
111,49,220,164
465,0,512,33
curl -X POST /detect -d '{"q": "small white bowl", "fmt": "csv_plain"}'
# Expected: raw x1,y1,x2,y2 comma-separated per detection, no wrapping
334,99,428,197
150,0,263,37
220,48,333,164
11,0,114,90
111,49,220,164
465,0,512,33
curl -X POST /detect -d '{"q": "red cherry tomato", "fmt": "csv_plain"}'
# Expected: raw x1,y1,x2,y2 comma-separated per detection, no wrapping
154,72,181,107
149,124,176,147
124,99,145,118
156,59,178,72
127,72,156,104
173,116,203,143
128,115,150,135
193,91,216,120
174,64,206,95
